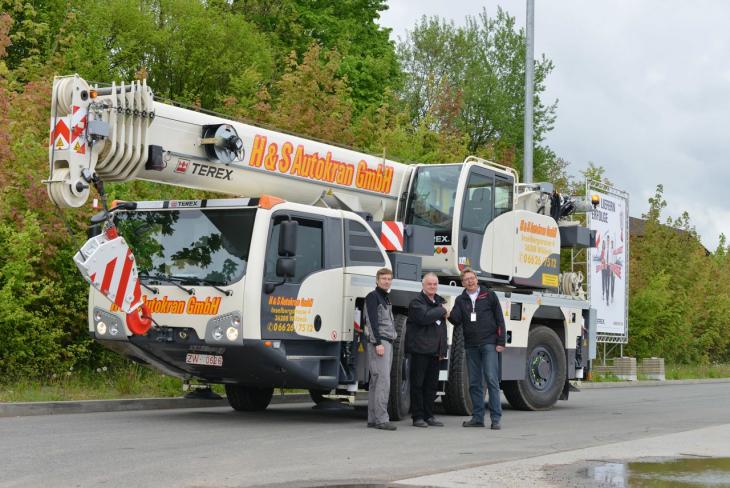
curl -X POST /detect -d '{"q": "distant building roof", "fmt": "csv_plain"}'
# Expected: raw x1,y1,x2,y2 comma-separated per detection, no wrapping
629,216,709,255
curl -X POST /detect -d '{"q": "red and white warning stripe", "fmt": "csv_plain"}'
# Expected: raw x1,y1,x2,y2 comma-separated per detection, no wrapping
49,117,70,149
75,232,143,314
380,221,404,251
70,105,88,155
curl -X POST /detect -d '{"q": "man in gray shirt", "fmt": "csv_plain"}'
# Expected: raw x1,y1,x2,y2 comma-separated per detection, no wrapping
363,267,397,430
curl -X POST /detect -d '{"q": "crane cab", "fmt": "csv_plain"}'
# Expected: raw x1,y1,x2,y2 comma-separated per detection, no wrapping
401,157,561,289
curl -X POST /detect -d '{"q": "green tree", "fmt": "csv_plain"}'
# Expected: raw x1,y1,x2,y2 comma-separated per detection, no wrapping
397,8,557,174
257,44,356,145
626,185,716,363
233,0,400,114
62,0,274,109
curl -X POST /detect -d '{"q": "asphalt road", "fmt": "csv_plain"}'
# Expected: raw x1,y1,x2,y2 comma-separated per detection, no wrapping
2,382,730,488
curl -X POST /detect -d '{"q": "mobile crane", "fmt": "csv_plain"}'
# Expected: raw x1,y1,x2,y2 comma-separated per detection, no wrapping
46,75,596,416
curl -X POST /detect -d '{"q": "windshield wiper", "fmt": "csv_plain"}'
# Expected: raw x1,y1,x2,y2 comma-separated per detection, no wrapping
139,281,159,295
192,278,233,296
139,272,194,295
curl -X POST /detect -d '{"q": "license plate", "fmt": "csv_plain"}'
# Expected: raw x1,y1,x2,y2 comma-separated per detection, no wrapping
185,353,223,367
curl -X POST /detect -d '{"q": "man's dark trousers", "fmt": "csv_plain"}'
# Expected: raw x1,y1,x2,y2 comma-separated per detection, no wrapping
466,344,501,424
409,352,439,421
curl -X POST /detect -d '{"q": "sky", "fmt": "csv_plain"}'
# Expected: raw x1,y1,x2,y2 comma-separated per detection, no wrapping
378,0,730,250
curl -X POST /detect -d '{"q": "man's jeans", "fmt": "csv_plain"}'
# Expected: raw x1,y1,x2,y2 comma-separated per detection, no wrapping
465,344,502,424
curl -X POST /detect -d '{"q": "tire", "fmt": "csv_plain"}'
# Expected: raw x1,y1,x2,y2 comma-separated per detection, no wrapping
388,313,410,421
442,324,472,416
503,325,566,411
225,384,274,411
308,389,331,405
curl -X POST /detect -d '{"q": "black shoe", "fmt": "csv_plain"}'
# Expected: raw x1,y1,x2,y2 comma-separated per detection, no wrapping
412,419,428,428
373,422,397,431
425,417,444,427
462,418,485,428
491,422,501,430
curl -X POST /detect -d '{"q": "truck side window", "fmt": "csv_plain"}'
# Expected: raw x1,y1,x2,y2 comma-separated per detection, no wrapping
461,172,494,232
494,178,513,218
265,217,324,283
345,220,386,267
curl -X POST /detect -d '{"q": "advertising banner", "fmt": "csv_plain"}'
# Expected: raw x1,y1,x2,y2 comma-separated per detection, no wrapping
589,189,628,336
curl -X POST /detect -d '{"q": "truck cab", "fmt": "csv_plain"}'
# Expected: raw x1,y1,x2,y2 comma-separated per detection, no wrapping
91,197,398,410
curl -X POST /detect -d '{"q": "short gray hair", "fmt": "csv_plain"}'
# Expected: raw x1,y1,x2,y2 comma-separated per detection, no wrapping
421,272,439,284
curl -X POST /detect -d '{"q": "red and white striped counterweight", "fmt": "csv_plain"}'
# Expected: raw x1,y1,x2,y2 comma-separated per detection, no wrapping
380,221,404,252
73,227,151,335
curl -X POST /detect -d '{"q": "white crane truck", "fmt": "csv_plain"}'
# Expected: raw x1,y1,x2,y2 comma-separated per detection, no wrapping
46,75,597,417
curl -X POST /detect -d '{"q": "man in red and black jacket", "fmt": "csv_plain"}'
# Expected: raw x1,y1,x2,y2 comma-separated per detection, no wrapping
448,268,506,429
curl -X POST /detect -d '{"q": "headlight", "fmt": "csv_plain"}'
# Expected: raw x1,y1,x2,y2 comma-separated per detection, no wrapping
226,326,239,341
206,311,242,344
93,307,126,341
212,326,224,341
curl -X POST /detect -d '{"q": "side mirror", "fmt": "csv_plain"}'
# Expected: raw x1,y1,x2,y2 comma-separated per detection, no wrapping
278,220,298,257
276,257,296,278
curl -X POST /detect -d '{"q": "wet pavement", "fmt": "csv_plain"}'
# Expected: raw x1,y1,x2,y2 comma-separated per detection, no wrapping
396,423,730,487
582,457,730,487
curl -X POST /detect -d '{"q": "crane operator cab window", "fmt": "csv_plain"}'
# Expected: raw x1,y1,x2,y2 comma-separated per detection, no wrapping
405,165,461,232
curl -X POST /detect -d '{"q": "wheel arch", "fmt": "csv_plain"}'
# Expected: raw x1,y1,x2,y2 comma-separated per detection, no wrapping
531,305,566,347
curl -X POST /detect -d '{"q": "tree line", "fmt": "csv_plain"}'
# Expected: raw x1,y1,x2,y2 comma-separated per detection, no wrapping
0,0,727,380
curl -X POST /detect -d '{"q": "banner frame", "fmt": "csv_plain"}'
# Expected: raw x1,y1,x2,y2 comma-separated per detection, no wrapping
586,179,629,344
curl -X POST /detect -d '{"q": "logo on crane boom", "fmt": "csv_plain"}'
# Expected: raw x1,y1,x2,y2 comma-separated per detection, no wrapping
248,134,394,194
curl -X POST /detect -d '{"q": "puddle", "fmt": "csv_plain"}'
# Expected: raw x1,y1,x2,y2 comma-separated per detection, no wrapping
587,457,730,487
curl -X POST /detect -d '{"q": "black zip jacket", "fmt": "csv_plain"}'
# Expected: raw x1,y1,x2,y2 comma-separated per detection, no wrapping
364,286,395,345
448,285,505,347
405,291,448,356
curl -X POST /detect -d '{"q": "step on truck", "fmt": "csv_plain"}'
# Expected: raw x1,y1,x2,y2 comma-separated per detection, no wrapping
46,75,597,417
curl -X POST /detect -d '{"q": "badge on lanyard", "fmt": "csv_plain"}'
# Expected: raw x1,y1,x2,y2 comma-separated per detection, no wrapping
470,312,477,322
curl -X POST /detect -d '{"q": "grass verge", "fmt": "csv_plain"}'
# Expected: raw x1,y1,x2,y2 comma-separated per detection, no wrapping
588,362,730,382
665,363,730,380
0,364,187,402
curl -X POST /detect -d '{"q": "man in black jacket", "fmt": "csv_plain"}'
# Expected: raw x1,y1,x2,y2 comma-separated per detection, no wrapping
448,268,505,429
406,272,448,428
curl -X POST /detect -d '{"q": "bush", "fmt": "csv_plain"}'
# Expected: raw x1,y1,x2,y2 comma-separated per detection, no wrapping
0,213,70,379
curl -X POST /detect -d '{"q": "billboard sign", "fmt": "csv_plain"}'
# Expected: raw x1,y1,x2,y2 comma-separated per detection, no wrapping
589,187,628,337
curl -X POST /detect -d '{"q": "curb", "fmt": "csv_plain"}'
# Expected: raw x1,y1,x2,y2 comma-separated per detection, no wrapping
0,393,311,418
573,378,730,389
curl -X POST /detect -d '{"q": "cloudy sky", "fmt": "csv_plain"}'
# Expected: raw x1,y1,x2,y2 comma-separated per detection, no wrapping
379,1,730,249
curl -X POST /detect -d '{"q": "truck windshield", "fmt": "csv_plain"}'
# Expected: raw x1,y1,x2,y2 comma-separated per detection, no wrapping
405,165,462,232
114,208,256,286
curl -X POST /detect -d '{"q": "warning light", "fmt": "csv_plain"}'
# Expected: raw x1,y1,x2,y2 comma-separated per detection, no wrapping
263,340,273,347
441,247,448,254
90,89,98,99
259,195,285,209
435,247,441,254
